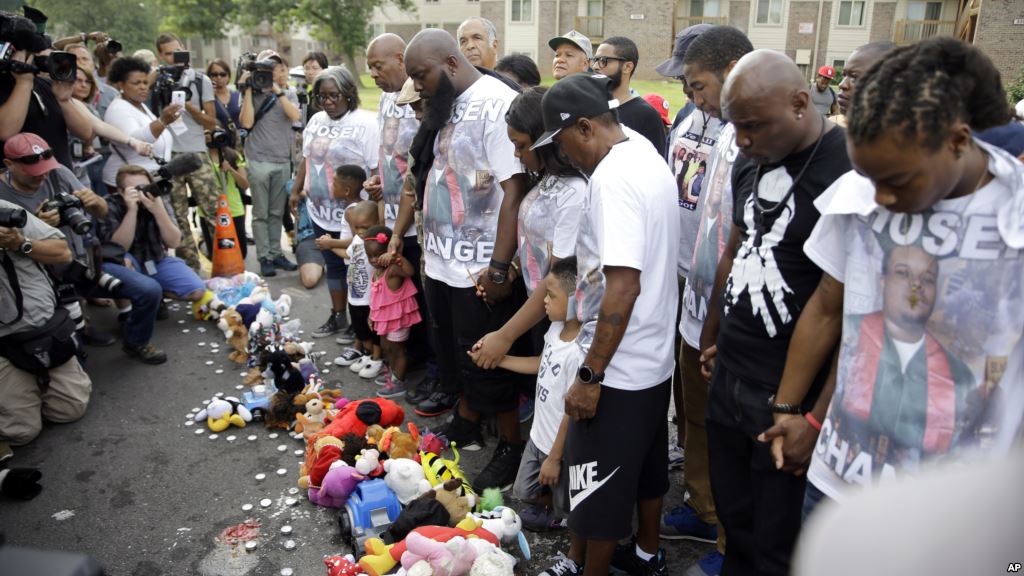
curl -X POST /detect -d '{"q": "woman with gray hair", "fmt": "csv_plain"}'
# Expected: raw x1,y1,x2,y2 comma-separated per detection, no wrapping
288,66,381,343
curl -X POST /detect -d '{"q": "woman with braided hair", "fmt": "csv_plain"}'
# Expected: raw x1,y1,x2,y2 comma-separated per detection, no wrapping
758,36,1024,528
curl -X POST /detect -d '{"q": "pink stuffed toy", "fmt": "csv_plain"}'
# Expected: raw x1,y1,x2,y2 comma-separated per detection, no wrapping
309,463,365,508
400,532,478,576
325,553,363,576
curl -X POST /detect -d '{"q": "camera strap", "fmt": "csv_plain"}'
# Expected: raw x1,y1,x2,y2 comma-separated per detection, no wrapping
252,94,278,128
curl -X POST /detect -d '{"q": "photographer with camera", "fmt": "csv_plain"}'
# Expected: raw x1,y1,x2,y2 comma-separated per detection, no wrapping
200,130,248,259
0,13,95,171
0,197,92,449
150,33,220,272
93,164,206,364
239,49,300,277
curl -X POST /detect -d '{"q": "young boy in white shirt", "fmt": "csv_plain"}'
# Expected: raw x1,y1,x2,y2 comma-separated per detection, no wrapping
471,257,580,532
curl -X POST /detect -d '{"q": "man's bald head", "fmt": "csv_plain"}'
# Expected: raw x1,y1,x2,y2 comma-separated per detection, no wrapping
407,28,461,64
722,50,823,164
367,33,409,93
836,41,896,115
405,28,479,98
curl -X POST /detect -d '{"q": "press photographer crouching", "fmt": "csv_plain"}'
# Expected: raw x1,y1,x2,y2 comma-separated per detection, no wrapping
93,164,207,363
0,133,109,353
0,199,92,448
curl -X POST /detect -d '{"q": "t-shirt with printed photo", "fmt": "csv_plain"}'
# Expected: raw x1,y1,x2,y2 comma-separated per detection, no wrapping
575,129,679,391
378,91,419,238
672,108,721,274
517,173,586,295
717,125,851,390
301,108,380,232
422,75,523,288
347,233,372,306
680,123,737,349
532,321,584,454
804,143,1024,501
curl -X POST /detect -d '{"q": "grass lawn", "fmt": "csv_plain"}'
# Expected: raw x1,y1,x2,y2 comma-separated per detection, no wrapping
356,73,690,119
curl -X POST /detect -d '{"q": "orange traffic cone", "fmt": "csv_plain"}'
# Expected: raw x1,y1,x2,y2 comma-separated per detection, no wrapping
212,193,244,277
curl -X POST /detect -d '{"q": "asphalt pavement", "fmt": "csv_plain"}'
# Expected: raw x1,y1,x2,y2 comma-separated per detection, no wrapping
0,252,708,576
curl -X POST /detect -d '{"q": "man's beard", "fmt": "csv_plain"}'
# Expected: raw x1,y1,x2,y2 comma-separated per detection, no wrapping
607,68,623,91
422,72,457,131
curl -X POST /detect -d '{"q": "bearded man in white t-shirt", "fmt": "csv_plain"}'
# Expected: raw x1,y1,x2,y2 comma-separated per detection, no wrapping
400,29,530,493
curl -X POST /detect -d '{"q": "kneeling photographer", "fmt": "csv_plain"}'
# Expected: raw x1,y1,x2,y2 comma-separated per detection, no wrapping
94,164,207,364
0,197,92,449
0,133,116,353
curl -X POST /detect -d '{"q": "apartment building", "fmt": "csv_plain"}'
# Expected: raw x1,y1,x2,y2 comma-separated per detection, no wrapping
368,0,1024,83
182,24,331,70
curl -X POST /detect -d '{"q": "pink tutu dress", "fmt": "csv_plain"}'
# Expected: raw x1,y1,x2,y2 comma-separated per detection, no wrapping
369,272,422,337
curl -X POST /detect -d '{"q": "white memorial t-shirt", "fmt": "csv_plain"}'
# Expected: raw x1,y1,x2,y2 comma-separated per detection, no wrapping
517,172,586,295
531,322,583,454
378,91,419,237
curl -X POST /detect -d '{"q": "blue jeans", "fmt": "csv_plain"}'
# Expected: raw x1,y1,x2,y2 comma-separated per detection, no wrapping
125,255,205,298
802,481,829,523
100,262,162,347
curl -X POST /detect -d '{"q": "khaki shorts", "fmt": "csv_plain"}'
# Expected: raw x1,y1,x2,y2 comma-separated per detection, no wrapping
0,356,92,446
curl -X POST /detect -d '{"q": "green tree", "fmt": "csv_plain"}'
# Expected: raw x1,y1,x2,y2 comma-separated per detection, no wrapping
28,0,163,54
1007,65,1024,107
234,0,414,68
157,0,238,39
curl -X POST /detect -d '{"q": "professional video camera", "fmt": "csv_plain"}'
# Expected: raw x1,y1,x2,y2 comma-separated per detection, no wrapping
136,153,203,197
235,51,275,93
0,206,28,228
153,50,193,107
41,192,91,235
0,12,77,81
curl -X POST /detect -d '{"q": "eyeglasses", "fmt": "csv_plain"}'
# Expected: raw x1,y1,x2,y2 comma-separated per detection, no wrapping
590,56,627,68
315,92,342,103
11,149,55,165
208,72,228,78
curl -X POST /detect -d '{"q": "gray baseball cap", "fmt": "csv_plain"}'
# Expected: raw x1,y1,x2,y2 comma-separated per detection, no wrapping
548,30,593,61
656,24,713,78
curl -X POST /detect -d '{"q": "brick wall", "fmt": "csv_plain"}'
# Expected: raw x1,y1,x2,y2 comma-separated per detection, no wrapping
730,1,751,33
533,0,581,77
869,2,897,43
480,1,507,59
597,0,675,80
785,1,832,73
974,0,1024,87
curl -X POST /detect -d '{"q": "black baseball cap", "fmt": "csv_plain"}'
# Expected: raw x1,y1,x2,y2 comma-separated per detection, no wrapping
656,24,713,78
532,73,618,150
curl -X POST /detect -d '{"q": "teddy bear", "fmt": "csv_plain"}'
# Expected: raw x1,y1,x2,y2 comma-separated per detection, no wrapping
217,309,250,364
294,398,327,438
355,448,384,477
309,462,365,508
195,396,251,432
381,423,421,461
383,458,432,505
433,479,476,526
365,424,385,449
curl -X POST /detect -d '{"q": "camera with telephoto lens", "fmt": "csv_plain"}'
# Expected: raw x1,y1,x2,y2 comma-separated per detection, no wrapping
235,52,275,94
95,271,122,292
0,12,77,81
208,128,232,149
41,192,92,235
0,206,28,228
100,38,122,54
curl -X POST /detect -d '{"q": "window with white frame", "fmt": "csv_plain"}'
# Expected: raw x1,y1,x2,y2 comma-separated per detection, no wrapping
755,0,783,25
838,1,866,26
512,0,533,22
690,0,721,17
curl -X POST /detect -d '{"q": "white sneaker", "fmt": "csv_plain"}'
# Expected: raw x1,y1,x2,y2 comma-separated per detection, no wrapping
358,358,384,379
333,347,364,366
668,445,686,470
349,355,371,373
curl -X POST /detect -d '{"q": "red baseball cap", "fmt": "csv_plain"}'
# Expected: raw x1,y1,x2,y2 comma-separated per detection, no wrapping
643,93,671,126
818,65,836,80
4,133,59,177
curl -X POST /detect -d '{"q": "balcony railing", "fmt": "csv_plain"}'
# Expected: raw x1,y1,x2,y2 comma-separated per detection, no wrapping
575,16,604,39
893,19,956,44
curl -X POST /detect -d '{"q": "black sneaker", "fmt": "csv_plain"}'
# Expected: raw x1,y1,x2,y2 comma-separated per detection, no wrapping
123,342,168,365
260,258,277,277
414,390,458,417
272,255,298,271
82,324,117,347
538,553,582,576
471,440,524,493
312,312,347,338
156,301,169,321
436,413,484,452
405,376,437,405
610,537,668,576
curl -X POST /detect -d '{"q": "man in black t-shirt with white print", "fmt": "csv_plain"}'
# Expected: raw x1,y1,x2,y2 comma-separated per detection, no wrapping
589,36,667,157
698,50,851,576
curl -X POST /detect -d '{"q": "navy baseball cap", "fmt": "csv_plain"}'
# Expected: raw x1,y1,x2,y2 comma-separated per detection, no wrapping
532,73,618,150
656,24,713,78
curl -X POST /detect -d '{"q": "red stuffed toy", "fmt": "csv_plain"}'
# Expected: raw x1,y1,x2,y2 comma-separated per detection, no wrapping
309,444,343,488
322,398,405,439
324,553,361,576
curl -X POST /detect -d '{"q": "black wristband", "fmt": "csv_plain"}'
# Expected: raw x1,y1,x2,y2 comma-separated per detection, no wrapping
489,259,510,272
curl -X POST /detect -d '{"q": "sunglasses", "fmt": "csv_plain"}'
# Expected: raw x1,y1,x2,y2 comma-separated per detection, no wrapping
590,56,627,68
315,92,342,103
11,149,55,165
209,72,229,78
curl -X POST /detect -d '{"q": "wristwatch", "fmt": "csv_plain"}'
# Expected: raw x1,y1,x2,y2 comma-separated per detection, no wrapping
577,365,605,385
487,269,507,285
18,237,33,255
768,394,801,415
